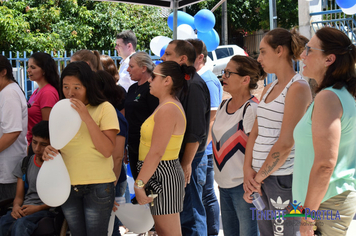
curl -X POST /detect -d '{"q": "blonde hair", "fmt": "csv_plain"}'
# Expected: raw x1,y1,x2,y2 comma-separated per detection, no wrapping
130,52,155,74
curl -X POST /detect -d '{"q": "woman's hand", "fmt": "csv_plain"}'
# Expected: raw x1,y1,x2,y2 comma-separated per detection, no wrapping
243,191,253,204
134,187,153,205
70,98,91,123
299,218,316,236
243,167,260,195
42,145,59,161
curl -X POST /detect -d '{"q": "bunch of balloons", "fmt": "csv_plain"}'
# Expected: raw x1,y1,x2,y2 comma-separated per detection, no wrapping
36,99,80,207
336,0,356,14
150,9,220,57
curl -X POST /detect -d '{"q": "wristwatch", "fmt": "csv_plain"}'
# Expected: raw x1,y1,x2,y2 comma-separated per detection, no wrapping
135,179,145,189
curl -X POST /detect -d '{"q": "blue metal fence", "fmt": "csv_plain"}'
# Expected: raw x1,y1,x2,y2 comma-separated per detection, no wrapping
2,50,160,99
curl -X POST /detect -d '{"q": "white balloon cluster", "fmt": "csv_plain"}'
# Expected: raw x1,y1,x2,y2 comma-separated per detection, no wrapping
36,99,81,207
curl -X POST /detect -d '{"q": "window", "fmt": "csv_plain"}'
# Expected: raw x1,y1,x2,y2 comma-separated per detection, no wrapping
208,52,213,60
215,48,230,59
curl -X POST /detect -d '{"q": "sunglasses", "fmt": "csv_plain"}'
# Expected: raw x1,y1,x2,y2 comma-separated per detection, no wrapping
305,45,324,56
152,72,167,80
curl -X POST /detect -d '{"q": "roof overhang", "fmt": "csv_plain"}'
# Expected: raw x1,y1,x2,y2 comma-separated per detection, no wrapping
96,0,205,9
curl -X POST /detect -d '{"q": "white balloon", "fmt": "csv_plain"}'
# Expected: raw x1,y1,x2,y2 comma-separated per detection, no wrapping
342,4,356,15
36,153,71,207
177,24,196,40
127,176,135,195
115,203,154,234
108,211,116,236
49,99,81,150
150,36,172,57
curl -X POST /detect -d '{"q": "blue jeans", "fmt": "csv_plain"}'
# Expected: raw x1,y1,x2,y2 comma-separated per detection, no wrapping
61,182,115,236
219,184,258,236
180,153,208,236
0,209,52,236
202,154,220,236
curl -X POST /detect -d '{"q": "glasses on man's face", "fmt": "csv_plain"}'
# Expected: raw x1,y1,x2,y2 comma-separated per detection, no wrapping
304,45,325,56
152,72,167,80
221,69,242,78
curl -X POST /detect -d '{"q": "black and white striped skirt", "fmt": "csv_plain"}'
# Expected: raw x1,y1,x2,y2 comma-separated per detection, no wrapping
137,159,185,215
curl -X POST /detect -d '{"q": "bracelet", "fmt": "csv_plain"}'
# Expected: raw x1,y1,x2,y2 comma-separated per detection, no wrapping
301,218,317,231
134,183,143,189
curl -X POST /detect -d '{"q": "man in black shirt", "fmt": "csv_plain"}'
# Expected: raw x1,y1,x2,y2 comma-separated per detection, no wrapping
161,40,211,236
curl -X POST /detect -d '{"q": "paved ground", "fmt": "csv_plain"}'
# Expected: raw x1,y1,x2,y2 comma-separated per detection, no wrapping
122,181,356,235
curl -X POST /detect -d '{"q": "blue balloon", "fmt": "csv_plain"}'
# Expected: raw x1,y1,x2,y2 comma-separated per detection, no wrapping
194,9,216,33
336,0,356,9
160,44,168,58
197,29,220,52
126,163,133,178
167,11,195,30
154,60,162,65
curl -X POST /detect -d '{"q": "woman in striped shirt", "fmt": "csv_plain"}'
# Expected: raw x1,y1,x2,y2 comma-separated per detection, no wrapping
243,28,312,236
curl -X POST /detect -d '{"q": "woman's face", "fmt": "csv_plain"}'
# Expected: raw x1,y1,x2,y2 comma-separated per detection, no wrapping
127,58,144,82
28,58,45,82
149,65,166,97
62,75,88,104
257,37,278,74
300,35,327,83
222,61,246,94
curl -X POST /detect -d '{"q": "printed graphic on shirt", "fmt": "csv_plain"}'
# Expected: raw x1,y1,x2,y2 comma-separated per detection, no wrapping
212,119,247,171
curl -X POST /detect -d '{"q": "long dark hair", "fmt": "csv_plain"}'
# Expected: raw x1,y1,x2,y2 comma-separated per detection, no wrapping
159,61,195,96
315,27,356,96
0,55,25,96
60,62,106,106
30,52,60,93
95,70,125,109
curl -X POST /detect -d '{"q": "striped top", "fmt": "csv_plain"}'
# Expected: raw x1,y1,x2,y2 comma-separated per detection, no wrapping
252,74,304,175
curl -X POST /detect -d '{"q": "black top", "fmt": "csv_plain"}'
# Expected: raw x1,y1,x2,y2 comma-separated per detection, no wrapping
178,72,210,157
125,81,159,151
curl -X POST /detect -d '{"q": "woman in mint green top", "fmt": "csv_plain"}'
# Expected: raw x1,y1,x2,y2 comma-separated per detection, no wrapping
293,27,356,236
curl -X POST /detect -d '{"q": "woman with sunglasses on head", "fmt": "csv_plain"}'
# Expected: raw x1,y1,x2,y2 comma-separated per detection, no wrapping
293,27,356,236
212,55,265,236
42,62,120,236
27,52,59,155
125,52,159,180
134,61,194,236
243,28,312,236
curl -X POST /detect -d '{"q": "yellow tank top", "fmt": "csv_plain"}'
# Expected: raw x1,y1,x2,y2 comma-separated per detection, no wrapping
139,102,186,161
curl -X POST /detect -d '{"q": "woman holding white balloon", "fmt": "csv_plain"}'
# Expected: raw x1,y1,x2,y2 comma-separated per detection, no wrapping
43,61,120,236
134,61,194,236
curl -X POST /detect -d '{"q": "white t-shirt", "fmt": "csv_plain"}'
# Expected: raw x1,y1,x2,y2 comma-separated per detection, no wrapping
0,83,28,183
117,53,137,92
212,96,258,188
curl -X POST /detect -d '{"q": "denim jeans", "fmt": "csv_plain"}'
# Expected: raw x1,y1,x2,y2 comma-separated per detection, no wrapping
202,154,220,236
61,182,115,236
219,184,258,236
0,209,52,236
180,153,208,236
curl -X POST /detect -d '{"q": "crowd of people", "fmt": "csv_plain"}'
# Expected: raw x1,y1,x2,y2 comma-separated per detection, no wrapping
0,27,356,236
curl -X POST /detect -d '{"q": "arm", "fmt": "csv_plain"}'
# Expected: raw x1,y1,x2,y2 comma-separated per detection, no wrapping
70,99,117,158
207,110,217,145
300,91,341,235
303,91,341,211
112,135,126,182
11,178,25,219
0,132,21,153
253,81,312,185
40,107,52,120
135,104,180,204
181,142,199,186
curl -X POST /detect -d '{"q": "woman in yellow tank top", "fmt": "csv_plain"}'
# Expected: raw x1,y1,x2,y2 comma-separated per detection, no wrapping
134,61,195,236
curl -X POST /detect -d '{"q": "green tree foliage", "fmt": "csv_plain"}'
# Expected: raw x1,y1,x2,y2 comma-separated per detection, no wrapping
186,0,298,33
0,0,171,54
